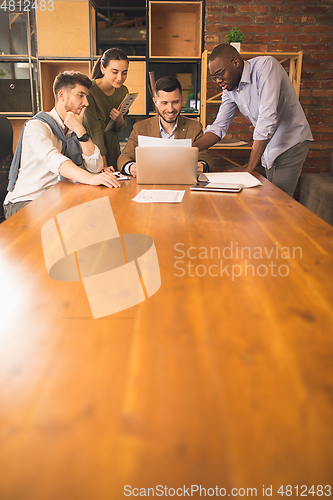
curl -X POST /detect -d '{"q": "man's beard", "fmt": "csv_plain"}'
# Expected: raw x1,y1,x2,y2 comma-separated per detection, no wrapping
64,103,82,114
157,108,180,124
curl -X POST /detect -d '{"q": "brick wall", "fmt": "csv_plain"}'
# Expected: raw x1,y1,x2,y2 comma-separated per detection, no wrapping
204,0,333,173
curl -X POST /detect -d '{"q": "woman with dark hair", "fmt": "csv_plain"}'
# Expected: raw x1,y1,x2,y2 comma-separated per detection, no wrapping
83,48,129,170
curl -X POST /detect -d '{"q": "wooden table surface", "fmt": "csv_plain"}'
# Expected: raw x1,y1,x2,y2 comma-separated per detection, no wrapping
0,176,332,500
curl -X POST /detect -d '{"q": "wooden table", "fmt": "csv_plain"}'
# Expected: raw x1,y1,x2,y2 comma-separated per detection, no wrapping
0,177,333,499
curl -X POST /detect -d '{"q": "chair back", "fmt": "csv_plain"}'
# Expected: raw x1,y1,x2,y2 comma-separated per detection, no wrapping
0,116,14,222
0,116,13,160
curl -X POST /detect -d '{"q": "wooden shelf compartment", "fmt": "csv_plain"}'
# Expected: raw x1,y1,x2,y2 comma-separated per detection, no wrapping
0,61,38,114
149,1,202,59
36,1,96,57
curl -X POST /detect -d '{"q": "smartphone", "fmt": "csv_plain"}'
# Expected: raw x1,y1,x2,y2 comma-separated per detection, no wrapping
112,171,131,181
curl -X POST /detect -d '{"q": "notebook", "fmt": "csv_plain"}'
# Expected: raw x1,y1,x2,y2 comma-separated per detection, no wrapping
135,146,198,185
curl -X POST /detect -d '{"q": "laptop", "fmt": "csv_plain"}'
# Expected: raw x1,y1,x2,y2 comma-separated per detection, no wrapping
135,146,198,185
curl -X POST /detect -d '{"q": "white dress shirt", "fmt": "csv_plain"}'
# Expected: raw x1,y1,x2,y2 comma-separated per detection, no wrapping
5,108,103,204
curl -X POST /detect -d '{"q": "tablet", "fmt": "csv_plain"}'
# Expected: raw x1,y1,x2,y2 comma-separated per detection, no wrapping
191,182,244,193
104,93,138,132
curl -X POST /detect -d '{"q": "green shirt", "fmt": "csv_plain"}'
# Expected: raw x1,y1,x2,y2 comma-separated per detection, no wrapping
83,80,128,169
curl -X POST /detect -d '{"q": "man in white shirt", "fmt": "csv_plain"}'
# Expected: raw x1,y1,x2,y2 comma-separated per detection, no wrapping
4,71,120,219
194,44,313,196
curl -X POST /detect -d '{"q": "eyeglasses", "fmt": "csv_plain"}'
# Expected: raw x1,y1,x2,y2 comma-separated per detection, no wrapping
210,60,234,82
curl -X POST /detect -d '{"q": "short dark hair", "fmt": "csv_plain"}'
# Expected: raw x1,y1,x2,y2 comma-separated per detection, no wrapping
53,71,92,101
209,43,240,63
155,76,182,95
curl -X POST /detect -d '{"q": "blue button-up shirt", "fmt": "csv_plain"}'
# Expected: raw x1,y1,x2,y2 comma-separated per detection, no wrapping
205,56,313,169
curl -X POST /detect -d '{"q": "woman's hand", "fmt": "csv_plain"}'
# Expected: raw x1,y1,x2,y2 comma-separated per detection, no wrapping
110,104,124,128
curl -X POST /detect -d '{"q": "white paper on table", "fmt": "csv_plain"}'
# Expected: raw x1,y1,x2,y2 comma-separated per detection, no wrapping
132,189,185,203
138,136,192,148
199,172,262,188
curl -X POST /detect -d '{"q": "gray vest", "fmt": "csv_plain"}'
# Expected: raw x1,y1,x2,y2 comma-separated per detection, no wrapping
7,111,83,191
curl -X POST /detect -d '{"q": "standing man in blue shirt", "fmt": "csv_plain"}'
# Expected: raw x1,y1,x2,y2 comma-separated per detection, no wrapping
194,44,313,196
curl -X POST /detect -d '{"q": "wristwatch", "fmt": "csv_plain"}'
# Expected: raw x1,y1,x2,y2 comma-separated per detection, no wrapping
77,132,90,142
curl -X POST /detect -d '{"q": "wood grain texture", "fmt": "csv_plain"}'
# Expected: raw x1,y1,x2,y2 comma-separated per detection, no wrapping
8,118,26,150
0,176,332,499
36,1,90,57
125,61,146,116
149,2,202,58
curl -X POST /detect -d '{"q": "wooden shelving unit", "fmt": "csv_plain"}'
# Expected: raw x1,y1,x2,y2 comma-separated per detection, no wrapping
35,0,97,114
1,3,97,147
3,0,204,147
98,0,204,118
0,11,38,147
147,1,204,116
